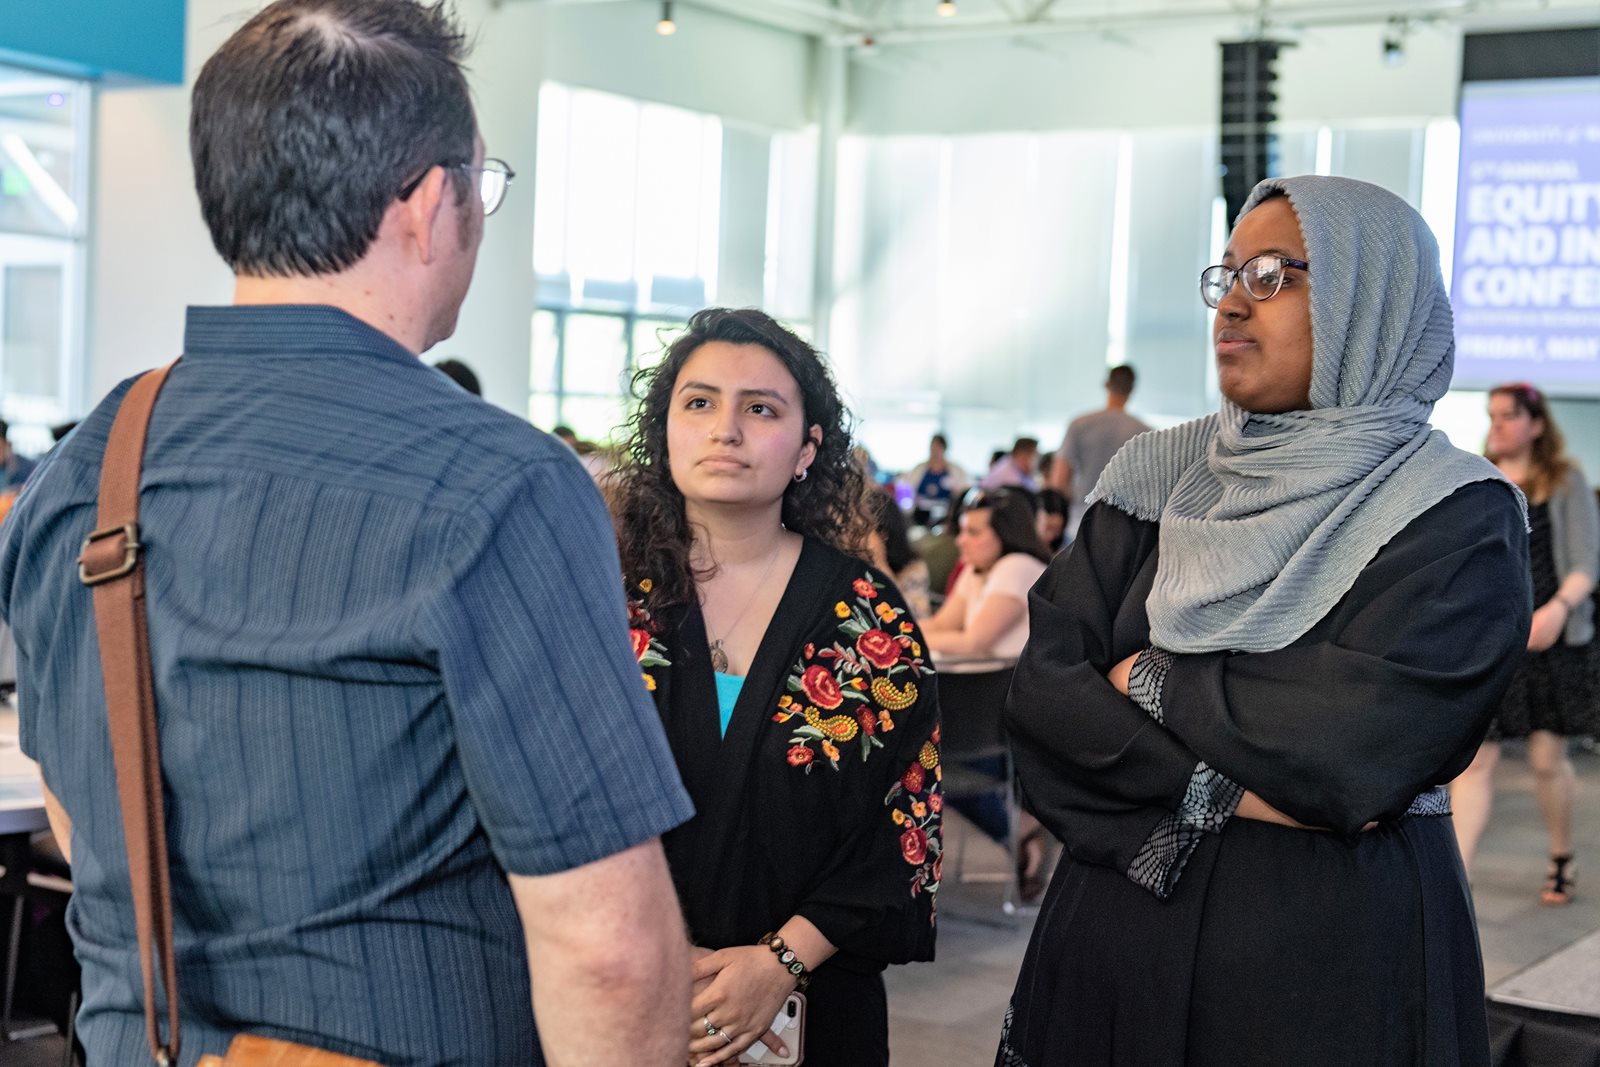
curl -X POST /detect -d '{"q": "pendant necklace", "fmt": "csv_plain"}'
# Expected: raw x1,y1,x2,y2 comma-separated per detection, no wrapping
706,545,783,674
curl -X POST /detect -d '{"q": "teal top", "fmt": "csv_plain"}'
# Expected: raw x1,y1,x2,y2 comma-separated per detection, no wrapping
713,671,746,737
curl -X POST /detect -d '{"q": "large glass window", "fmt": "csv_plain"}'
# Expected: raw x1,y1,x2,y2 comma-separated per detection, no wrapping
0,64,89,458
528,307,684,442
531,83,722,442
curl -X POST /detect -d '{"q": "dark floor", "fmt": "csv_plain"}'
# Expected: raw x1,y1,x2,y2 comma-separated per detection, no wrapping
4,745,1595,1067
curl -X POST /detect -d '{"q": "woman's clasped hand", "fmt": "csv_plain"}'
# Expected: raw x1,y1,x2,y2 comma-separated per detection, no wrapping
687,946,792,1065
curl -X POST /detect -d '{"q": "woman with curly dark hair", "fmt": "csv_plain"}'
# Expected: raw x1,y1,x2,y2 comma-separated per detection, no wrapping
611,308,940,1067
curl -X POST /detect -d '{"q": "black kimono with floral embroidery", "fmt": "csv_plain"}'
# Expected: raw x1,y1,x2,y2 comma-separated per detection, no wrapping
630,538,940,1064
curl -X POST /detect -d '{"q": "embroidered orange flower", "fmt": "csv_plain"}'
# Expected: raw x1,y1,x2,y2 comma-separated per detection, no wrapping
643,673,656,691
834,601,850,619
875,602,897,622
822,740,841,762
912,800,927,818
853,578,878,598
856,629,902,669
638,578,653,593
787,745,814,767
892,808,907,826
801,665,845,710
851,677,868,691
630,629,651,661
878,710,896,732
778,694,793,708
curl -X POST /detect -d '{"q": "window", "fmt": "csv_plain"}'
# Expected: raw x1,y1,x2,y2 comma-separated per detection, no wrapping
528,307,685,442
0,64,89,457
531,83,722,441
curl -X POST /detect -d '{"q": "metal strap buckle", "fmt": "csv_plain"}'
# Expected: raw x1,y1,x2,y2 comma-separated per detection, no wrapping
78,522,142,586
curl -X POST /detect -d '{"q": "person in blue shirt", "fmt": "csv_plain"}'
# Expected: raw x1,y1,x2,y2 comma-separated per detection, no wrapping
0,2,693,1063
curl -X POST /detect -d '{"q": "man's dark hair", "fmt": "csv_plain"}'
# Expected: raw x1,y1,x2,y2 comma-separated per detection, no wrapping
433,358,481,395
191,0,476,277
1106,364,1137,396
0,418,8,441
1013,437,1039,455
930,432,948,450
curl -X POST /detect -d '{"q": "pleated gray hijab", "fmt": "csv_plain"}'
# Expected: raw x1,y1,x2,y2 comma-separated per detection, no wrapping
1089,175,1520,654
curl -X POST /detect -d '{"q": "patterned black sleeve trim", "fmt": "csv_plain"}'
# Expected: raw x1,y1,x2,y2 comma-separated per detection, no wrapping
1127,646,1175,723
1126,762,1244,898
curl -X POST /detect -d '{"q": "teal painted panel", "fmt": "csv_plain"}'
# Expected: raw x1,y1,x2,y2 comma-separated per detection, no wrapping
0,0,185,85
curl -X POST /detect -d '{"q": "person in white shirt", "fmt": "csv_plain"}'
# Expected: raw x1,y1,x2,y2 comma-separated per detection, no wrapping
921,488,1054,896
922,489,1051,660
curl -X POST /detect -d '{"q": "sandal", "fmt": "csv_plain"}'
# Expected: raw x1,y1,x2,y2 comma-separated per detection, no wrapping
1541,853,1577,906
1016,827,1048,904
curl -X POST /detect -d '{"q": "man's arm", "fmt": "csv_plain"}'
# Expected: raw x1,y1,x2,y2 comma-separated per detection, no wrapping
512,837,690,1067
41,780,71,864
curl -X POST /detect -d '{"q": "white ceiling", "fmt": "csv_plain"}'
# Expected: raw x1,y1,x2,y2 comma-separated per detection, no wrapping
529,0,1600,44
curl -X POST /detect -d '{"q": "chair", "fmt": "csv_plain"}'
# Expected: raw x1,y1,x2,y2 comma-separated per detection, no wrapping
935,666,1028,921
1,830,76,1065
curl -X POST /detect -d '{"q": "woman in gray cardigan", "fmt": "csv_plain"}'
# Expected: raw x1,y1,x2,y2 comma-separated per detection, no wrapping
1452,382,1599,904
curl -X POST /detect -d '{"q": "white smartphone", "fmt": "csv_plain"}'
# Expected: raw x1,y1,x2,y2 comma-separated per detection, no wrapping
737,992,805,1065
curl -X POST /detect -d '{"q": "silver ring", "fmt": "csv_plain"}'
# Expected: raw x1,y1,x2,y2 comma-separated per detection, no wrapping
703,1016,717,1037
720,1030,733,1046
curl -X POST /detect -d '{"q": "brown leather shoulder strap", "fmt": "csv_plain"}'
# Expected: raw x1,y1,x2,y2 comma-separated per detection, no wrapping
79,359,182,1065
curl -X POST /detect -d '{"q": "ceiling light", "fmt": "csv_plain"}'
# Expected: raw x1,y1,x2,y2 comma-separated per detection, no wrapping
1382,17,1407,65
657,1,677,35
937,1,957,16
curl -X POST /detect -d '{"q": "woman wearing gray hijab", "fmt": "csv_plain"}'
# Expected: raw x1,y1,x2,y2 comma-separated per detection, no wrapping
995,176,1531,1066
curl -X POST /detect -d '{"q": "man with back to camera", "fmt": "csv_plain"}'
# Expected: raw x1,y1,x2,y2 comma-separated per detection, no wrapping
0,2,694,1063
1049,364,1150,538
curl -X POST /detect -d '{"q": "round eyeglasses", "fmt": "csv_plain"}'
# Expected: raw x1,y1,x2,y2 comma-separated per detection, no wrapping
1199,253,1310,309
398,157,516,217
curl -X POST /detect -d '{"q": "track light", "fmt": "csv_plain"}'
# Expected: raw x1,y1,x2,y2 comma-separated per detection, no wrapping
937,1,957,16
657,1,677,35
1382,17,1407,65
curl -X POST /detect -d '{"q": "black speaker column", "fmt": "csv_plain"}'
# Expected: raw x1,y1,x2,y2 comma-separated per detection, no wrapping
1219,40,1286,229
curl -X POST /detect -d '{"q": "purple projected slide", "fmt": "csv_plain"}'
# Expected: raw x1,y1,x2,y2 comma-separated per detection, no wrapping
1451,81,1600,395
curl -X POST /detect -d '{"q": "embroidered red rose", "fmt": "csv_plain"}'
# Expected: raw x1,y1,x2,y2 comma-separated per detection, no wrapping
856,629,902,669
858,709,877,736
853,578,878,598
901,826,929,865
929,793,942,813
902,763,925,793
787,745,814,767
630,629,651,661
801,665,844,710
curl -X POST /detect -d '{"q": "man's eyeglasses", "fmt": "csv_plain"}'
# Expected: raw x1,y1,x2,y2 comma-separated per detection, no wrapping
1199,253,1310,309
398,158,516,217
